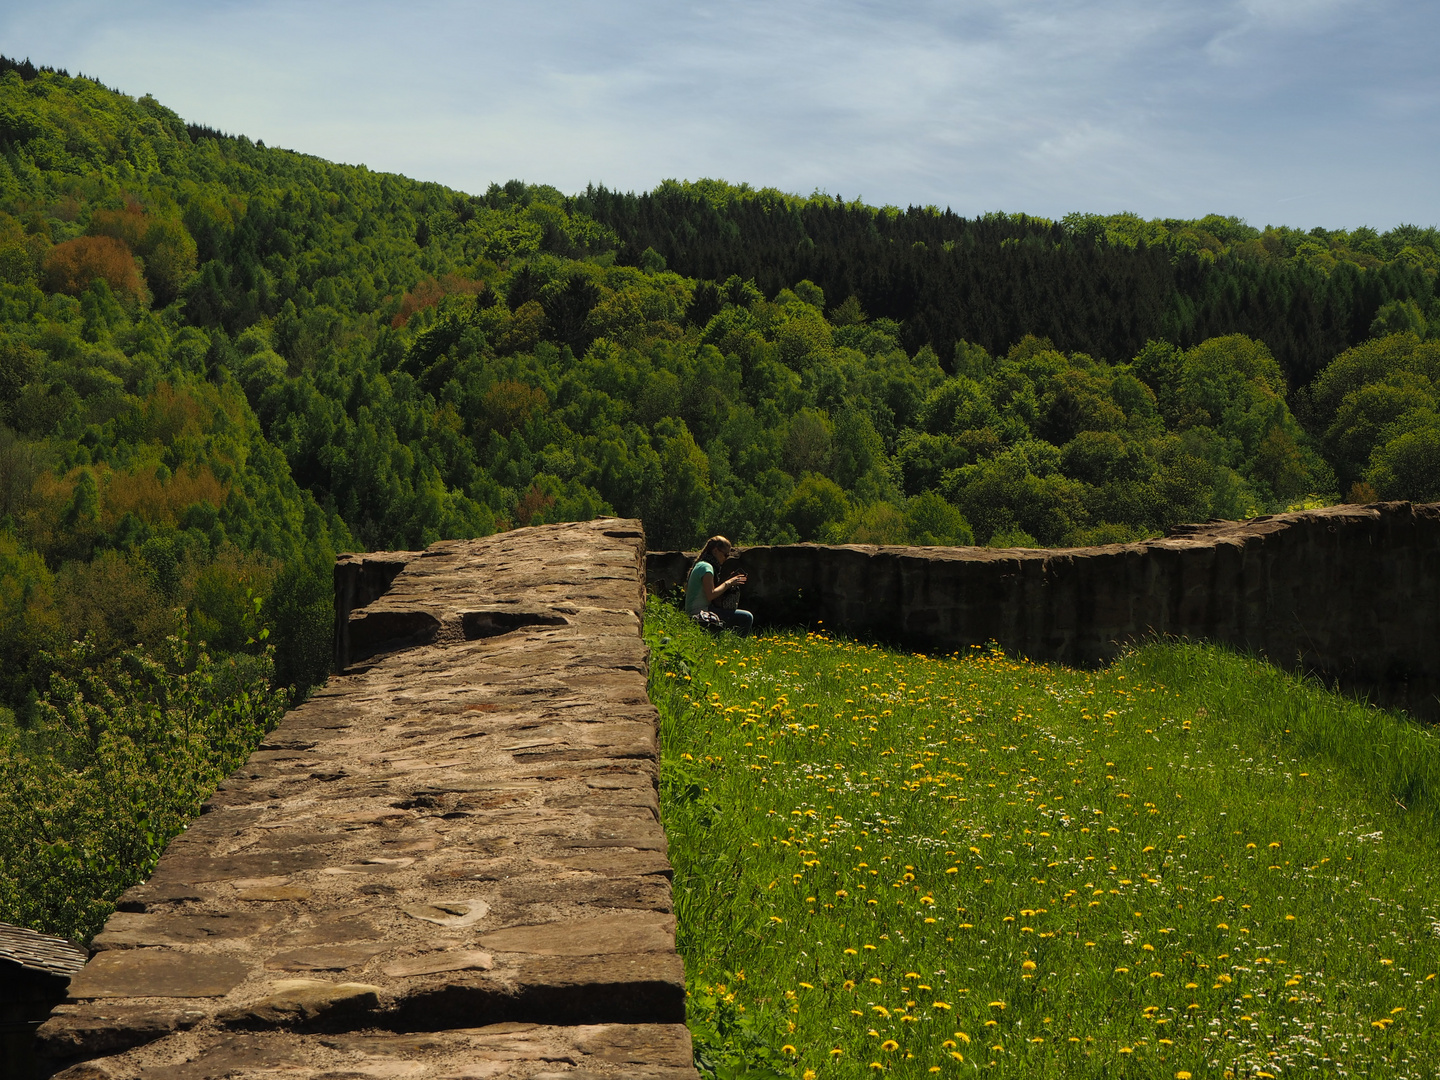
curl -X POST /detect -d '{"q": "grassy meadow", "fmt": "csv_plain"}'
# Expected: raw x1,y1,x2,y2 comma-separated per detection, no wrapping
645,598,1440,1079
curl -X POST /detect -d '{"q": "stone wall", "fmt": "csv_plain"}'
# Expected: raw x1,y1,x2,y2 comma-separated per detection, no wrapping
39,519,698,1080
650,502,1440,720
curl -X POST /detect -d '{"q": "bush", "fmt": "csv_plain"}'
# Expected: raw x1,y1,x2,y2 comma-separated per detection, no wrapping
0,624,287,939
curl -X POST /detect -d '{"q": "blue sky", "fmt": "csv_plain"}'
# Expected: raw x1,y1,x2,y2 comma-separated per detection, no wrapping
7,0,1437,229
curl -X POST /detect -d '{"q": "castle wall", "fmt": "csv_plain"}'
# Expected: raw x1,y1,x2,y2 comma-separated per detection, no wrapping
649,502,1440,719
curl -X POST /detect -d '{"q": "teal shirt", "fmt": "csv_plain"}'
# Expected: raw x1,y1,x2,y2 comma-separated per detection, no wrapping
685,560,715,615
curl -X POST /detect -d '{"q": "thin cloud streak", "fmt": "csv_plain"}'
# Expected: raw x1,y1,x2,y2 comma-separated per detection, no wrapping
3,0,1436,228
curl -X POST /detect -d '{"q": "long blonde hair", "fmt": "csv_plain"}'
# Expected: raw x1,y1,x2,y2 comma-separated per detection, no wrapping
696,535,731,568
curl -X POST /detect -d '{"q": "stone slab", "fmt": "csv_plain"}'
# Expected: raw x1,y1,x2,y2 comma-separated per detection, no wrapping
264,943,392,971
549,851,674,878
478,914,675,957
383,950,494,978
217,979,383,1029
48,1024,698,1079
66,951,250,999
91,912,279,950
37,1004,207,1057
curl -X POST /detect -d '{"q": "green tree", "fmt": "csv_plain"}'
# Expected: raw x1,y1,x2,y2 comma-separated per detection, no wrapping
265,539,335,700
1364,424,1440,502
782,473,849,542
904,491,974,546
645,419,711,549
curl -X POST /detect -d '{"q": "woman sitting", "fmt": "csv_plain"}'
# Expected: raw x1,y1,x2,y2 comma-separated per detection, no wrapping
684,535,753,636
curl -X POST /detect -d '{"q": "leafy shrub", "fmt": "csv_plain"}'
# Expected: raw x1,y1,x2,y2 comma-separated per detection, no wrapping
0,624,286,939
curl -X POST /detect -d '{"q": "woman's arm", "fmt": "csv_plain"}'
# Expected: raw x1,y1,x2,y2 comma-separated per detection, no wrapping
701,571,746,604
700,573,721,604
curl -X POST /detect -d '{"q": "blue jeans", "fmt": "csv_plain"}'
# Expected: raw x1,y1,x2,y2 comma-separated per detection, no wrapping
721,608,753,637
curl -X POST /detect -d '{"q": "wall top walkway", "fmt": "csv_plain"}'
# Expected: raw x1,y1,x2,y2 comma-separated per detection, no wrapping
40,519,699,1080
649,501,1440,719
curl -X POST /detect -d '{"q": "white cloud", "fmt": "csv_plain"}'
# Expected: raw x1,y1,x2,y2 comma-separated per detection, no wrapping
2,0,1436,227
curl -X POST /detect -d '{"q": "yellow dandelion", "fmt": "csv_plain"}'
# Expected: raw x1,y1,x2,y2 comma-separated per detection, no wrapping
881,1039,900,1051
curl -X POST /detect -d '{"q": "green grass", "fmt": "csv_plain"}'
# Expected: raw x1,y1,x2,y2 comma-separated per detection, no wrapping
646,598,1440,1079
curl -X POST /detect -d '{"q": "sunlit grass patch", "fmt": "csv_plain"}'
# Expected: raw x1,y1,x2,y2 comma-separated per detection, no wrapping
647,598,1440,1079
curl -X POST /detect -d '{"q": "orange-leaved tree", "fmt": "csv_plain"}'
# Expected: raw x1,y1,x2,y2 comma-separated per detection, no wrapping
42,235,145,304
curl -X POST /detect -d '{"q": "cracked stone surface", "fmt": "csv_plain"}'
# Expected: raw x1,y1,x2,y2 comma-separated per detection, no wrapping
40,519,697,1079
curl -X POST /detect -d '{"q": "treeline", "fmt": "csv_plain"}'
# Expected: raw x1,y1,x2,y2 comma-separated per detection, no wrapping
1,62,1438,936
576,181,1439,387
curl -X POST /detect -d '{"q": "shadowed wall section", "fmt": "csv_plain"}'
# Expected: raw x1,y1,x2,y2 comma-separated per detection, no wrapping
649,502,1440,720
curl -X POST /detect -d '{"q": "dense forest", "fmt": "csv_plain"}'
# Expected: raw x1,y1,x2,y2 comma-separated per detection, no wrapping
1,60,1438,936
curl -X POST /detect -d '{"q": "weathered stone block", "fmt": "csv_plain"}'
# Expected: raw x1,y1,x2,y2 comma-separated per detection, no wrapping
217,979,383,1029
66,951,250,999
35,1003,206,1059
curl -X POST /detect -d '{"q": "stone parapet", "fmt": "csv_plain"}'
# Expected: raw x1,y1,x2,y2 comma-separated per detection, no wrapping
650,502,1440,719
40,519,698,1079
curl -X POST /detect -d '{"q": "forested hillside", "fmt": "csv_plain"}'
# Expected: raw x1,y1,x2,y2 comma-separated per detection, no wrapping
1,60,1438,935
578,182,1439,387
